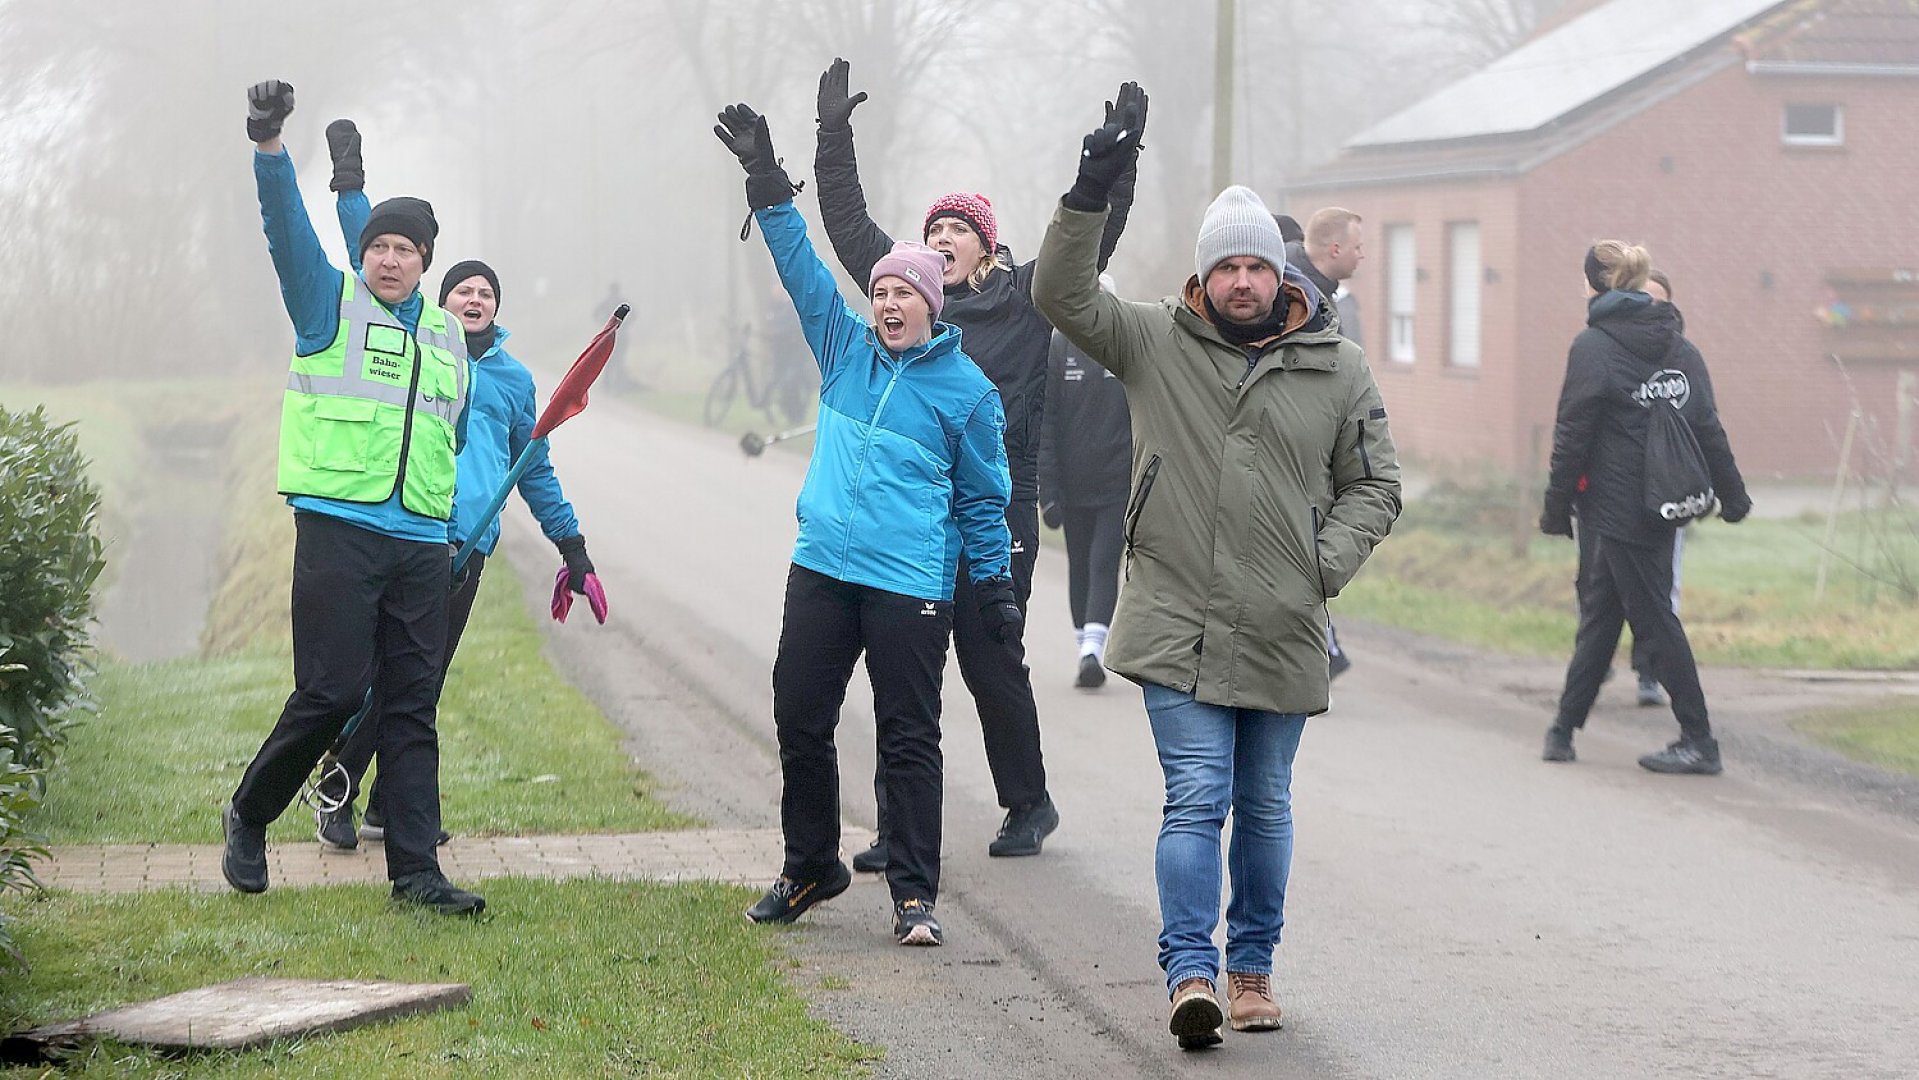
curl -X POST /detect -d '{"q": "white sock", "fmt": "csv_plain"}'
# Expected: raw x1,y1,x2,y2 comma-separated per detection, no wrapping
1082,622,1109,660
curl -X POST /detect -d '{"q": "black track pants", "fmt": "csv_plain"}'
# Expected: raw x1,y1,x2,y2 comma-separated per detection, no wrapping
1556,527,1710,741
231,513,450,880
1063,502,1125,628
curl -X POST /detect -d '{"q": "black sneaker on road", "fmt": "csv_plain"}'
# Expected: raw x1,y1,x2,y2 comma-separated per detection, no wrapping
316,802,358,852
1638,737,1722,775
1075,653,1106,689
1542,725,1576,763
222,803,269,894
989,794,1060,857
851,839,888,874
745,862,852,925
893,898,943,946
391,870,486,915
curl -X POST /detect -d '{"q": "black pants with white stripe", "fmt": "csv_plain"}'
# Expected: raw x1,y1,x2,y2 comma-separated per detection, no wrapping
773,564,952,906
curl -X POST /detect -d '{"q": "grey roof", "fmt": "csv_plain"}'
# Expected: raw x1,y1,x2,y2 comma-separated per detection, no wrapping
1347,0,1788,149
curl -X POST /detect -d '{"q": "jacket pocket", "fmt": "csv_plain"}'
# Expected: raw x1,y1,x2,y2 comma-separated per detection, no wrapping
309,396,380,472
1122,453,1164,580
1311,506,1328,601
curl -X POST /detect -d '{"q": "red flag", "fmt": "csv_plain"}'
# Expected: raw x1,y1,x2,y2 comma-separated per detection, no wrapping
532,304,629,439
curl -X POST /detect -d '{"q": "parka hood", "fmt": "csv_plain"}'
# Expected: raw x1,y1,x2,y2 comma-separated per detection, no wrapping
1588,289,1679,364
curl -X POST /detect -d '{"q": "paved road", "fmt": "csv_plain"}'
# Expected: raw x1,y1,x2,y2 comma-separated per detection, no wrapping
504,394,1919,1080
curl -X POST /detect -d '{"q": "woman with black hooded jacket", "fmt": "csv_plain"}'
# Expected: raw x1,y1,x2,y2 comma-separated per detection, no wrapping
811,60,1144,865
1539,240,1751,775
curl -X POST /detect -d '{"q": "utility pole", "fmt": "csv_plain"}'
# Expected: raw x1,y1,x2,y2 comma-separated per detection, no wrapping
1212,0,1237,194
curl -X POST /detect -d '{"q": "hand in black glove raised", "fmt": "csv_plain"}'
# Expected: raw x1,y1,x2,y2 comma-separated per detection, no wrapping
714,103,798,210
246,79,295,143
816,58,868,132
325,119,364,192
1066,81,1148,212
976,576,1025,646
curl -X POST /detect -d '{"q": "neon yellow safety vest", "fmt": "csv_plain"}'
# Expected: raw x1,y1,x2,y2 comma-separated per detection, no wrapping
277,273,471,520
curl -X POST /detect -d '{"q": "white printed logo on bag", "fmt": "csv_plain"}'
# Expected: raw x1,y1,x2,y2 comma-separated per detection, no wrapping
1633,369,1691,409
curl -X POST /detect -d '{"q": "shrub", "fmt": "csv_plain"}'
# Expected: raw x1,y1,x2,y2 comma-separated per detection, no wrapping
0,404,105,960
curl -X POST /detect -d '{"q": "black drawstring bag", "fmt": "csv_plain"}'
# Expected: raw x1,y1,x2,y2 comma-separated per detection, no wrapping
1643,384,1715,525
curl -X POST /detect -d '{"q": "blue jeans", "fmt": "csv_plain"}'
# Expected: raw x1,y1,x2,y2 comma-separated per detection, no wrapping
1143,682,1307,995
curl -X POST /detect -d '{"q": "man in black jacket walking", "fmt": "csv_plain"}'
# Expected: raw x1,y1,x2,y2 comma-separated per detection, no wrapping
811,59,1141,863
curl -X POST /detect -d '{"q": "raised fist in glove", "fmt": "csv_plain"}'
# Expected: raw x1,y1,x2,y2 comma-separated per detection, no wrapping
816,58,868,131
976,576,1025,646
1067,81,1148,211
713,103,798,209
246,79,295,143
325,119,364,192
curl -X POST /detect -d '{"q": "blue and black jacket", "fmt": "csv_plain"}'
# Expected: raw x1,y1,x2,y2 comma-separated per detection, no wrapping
756,200,1012,601
338,192,581,555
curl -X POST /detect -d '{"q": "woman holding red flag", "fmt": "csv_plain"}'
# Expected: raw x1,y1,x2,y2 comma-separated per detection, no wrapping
311,120,607,851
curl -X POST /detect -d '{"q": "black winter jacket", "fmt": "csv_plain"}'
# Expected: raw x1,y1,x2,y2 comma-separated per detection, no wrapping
1543,291,1749,548
814,124,1135,504
1038,330,1133,510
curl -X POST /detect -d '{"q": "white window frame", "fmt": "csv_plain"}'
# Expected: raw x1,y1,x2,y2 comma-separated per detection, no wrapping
1447,222,1482,369
1782,102,1843,147
1387,224,1417,364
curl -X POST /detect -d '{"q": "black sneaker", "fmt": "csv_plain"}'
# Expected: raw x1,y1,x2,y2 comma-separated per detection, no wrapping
745,862,852,925
1638,737,1722,776
391,870,486,915
222,803,269,894
316,802,358,852
1542,725,1576,763
893,898,943,946
1075,653,1106,689
851,838,888,874
988,794,1060,857
1636,675,1667,708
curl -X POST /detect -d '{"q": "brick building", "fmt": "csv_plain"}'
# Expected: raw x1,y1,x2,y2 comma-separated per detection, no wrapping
1287,0,1919,479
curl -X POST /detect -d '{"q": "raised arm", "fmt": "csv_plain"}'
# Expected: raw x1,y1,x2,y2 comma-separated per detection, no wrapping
247,80,345,354
326,119,371,272
813,59,897,283
715,104,866,375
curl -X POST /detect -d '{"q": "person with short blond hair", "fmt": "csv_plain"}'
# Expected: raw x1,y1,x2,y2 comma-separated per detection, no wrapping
1289,207,1365,348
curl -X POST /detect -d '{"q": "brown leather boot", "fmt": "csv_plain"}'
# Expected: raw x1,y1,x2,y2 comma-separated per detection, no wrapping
1227,971,1283,1031
1169,977,1224,1049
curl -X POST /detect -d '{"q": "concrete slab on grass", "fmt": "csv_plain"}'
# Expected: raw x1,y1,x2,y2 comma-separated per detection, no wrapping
7,977,469,1055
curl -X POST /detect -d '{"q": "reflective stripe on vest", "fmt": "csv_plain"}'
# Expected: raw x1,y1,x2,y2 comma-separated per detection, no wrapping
284,277,468,425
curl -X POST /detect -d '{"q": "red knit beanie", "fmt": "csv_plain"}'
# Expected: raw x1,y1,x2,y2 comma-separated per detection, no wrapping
923,192,998,254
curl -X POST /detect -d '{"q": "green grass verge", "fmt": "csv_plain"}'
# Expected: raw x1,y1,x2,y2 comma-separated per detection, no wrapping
1791,696,1919,777
1341,507,1919,670
37,557,693,845
0,879,876,1077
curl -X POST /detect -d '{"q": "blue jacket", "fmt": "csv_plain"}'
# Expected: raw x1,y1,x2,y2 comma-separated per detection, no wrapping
339,192,581,554
255,148,466,544
757,200,1011,601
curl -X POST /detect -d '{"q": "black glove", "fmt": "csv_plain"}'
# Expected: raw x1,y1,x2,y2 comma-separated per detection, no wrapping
246,79,295,143
556,534,595,593
976,576,1025,646
1066,81,1148,212
714,103,799,210
1719,494,1751,524
1539,506,1574,538
1041,502,1063,530
325,119,364,192
816,58,868,132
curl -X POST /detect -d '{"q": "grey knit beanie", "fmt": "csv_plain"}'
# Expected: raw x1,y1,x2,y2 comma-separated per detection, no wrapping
1195,186,1287,282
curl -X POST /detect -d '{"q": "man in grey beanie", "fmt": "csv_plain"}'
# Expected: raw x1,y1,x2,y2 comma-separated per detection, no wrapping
1035,151,1402,1047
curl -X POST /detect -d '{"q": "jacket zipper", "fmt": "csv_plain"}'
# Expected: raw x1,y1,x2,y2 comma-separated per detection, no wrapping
1356,419,1374,479
1121,453,1163,580
1311,506,1329,599
839,355,910,572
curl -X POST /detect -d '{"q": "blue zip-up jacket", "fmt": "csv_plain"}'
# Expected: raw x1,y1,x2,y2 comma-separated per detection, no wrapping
255,149,467,544
339,192,581,554
756,200,1012,601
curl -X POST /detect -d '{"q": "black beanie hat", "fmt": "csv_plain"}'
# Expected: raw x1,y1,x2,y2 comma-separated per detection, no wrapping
359,196,438,270
439,259,502,309
1274,213,1305,244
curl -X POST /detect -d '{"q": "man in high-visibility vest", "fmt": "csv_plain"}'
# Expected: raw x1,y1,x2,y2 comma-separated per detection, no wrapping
222,79,485,915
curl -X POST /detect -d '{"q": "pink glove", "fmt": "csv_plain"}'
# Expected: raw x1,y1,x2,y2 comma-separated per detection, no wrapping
551,568,609,624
